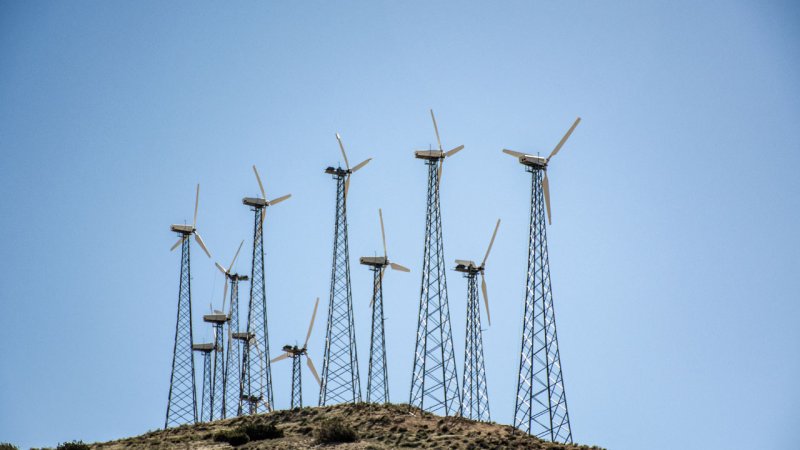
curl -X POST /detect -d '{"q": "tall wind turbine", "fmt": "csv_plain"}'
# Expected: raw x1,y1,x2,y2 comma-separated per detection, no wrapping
410,109,464,416
215,241,249,417
359,208,410,404
165,184,212,428
271,298,322,409
455,219,500,422
503,117,580,443
319,133,371,405
242,165,291,414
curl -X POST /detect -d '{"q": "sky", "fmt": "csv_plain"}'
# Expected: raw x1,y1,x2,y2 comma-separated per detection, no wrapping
1,1,799,449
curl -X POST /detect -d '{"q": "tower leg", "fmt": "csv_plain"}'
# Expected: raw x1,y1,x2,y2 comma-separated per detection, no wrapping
367,267,389,403
165,237,197,428
212,323,226,420
200,351,212,422
225,280,242,417
462,273,490,421
291,356,303,408
514,168,573,443
246,207,274,413
410,161,461,416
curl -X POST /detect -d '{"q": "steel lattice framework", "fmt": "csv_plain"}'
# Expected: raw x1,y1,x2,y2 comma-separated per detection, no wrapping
320,170,362,405
245,206,274,413
211,323,226,420
291,354,303,408
461,270,490,421
165,237,197,428
225,277,245,417
410,161,461,416
366,266,389,403
514,168,572,443
197,347,212,422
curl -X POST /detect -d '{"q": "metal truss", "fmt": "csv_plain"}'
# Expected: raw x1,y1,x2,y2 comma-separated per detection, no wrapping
461,271,490,421
224,278,244,417
291,354,303,408
198,348,212,422
514,168,573,443
366,266,389,403
320,172,362,405
410,161,461,416
245,206,274,413
211,323,226,420
165,237,197,428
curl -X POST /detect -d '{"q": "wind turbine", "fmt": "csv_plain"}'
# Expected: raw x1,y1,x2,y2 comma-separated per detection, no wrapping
165,184,213,428
271,298,322,409
335,132,372,198
502,118,581,224
455,219,500,422
359,208,410,403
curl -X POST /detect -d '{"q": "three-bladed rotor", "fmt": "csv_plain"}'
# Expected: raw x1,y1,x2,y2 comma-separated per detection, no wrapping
455,219,501,326
270,297,322,386
243,165,292,225
502,118,580,225
333,133,372,199
414,109,464,186
214,239,246,315
170,184,213,258
360,208,411,307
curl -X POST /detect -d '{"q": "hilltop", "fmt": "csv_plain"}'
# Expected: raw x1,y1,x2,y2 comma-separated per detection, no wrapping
88,403,604,449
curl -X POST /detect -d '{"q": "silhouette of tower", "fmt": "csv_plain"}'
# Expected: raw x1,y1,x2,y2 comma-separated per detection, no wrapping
409,110,464,416
242,165,291,414
503,118,580,443
319,133,371,405
272,298,322,409
193,343,214,422
204,312,228,420
165,185,212,428
215,241,247,418
455,219,500,422
360,209,410,403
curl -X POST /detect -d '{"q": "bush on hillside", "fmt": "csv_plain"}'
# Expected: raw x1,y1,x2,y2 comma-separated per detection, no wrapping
240,422,283,440
315,419,358,443
213,429,249,446
0,443,19,450
56,442,89,450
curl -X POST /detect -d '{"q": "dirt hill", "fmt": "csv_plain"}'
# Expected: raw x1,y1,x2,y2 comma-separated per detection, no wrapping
89,403,604,449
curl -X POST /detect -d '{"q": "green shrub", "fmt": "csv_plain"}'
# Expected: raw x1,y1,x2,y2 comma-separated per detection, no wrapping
56,442,89,450
240,422,283,440
0,443,18,450
213,430,250,446
316,419,358,443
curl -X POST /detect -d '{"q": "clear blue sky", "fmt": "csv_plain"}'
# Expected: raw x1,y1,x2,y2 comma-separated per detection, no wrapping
1,1,798,449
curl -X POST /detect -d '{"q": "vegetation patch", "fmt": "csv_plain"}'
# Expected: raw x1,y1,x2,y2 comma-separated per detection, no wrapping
0,444,18,450
212,429,250,446
56,442,89,450
240,422,284,440
315,418,359,444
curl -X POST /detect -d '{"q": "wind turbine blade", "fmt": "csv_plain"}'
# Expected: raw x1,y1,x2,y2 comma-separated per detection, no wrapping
344,175,351,199
170,236,186,251
445,145,464,158
547,117,581,162
430,109,442,151
379,208,387,258
351,158,371,173
543,173,552,225
502,149,526,158
481,272,491,326
335,133,350,170
304,297,320,349
193,184,200,228
215,262,227,275
222,280,228,313
271,352,290,363
252,165,266,199
268,194,291,206
390,262,410,272
481,219,501,267
229,240,244,272
194,233,212,258
306,356,321,386
437,158,444,187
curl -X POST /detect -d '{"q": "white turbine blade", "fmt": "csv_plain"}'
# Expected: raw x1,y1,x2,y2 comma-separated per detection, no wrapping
306,356,321,386
215,261,227,275
222,280,228,313
271,352,290,363
430,109,442,151
229,240,244,272
350,158,371,173
379,208,387,258
194,233,212,258
193,184,200,228
344,175,351,199
336,133,350,170
437,158,444,187
543,173,553,225
390,262,410,272
445,145,464,158
303,297,320,349
502,149,526,158
170,236,186,251
547,117,581,162
252,165,266,199
481,219,501,267
481,272,491,326
268,194,291,206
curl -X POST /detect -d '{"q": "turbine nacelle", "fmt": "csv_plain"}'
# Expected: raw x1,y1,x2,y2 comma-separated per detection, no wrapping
170,224,196,234
359,256,388,267
202,313,229,324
